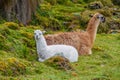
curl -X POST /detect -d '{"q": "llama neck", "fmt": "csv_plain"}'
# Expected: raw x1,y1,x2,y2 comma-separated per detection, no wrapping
36,35,47,53
86,17,100,46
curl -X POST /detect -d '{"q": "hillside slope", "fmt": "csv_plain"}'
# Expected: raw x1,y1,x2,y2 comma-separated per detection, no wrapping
0,22,120,80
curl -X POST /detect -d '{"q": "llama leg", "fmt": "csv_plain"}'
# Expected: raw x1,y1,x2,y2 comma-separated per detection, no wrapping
38,53,45,62
79,46,92,55
88,49,92,55
38,58,45,62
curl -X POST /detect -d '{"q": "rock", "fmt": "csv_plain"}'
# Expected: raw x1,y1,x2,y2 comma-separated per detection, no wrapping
88,1,103,9
107,20,120,33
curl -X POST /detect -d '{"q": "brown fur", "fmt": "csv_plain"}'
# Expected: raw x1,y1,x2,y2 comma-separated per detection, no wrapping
45,13,104,55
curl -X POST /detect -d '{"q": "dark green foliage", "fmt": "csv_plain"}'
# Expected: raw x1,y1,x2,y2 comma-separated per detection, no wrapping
100,0,113,7
0,58,27,76
88,1,103,9
4,22,19,30
112,0,120,6
31,2,85,31
79,10,93,29
45,0,57,5
0,26,10,36
83,0,96,3
0,34,6,50
0,24,37,61
45,0,73,5
98,8,112,17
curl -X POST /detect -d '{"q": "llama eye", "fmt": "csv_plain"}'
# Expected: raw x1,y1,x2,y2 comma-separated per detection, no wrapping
97,16,100,19
101,17,104,19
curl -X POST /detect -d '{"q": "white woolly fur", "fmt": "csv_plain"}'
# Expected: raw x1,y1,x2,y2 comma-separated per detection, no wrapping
34,30,78,62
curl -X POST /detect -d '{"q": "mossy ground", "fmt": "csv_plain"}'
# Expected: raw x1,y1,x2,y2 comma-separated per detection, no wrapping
0,23,120,80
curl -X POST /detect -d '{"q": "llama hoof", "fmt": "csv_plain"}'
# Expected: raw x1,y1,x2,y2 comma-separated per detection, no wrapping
88,50,92,55
38,58,45,62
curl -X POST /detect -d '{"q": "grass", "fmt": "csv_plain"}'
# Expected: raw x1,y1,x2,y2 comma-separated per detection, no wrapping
0,23,120,80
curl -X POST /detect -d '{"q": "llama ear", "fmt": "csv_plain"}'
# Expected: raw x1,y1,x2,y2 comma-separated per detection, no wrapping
42,31,46,34
89,14,93,17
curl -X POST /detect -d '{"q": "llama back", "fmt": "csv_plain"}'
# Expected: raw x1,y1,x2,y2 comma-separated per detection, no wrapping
45,32,81,50
47,45,78,62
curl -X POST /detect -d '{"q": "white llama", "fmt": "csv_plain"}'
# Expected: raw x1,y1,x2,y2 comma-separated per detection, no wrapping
34,30,78,62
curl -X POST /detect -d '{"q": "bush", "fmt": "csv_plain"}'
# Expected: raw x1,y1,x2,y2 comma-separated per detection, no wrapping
79,10,94,29
0,58,27,76
108,19,120,30
4,22,19,30
0,26,10,36
20,31,33,39
57,0,72,5
83,0,96,3
97,17,112,33
100,0,113,7
32,13,62,30
46,0,74,6
112,0,120,6
45,0,57,5
0,34,6,50
88,1,103,9
98,8,112,17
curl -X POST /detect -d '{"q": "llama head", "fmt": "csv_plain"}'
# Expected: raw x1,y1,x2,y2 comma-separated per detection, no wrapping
95,13,105,23
89,13,105,23
34,30,43,40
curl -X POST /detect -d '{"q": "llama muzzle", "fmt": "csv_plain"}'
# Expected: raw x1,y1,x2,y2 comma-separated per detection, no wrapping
101,17,105,23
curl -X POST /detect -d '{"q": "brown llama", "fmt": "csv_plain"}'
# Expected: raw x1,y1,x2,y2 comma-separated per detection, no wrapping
45,13,105,55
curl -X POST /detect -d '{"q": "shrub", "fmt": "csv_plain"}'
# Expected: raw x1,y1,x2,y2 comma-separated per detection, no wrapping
0,58,27,76
98,8,112,17
83,0,96,3
108,19,120,30
0,16,6,24
4,22,19,30
32,13,62,30
0,25,10,36
0,34,6,50
45,0,57,5
97,17,112,33
100,0,113,7
20,30,34,39
79,10,94,29
112,0,120,6
21,37,35,48
88,1,103,9
48,17,62,30
57,0,73,5
46,0,74,6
